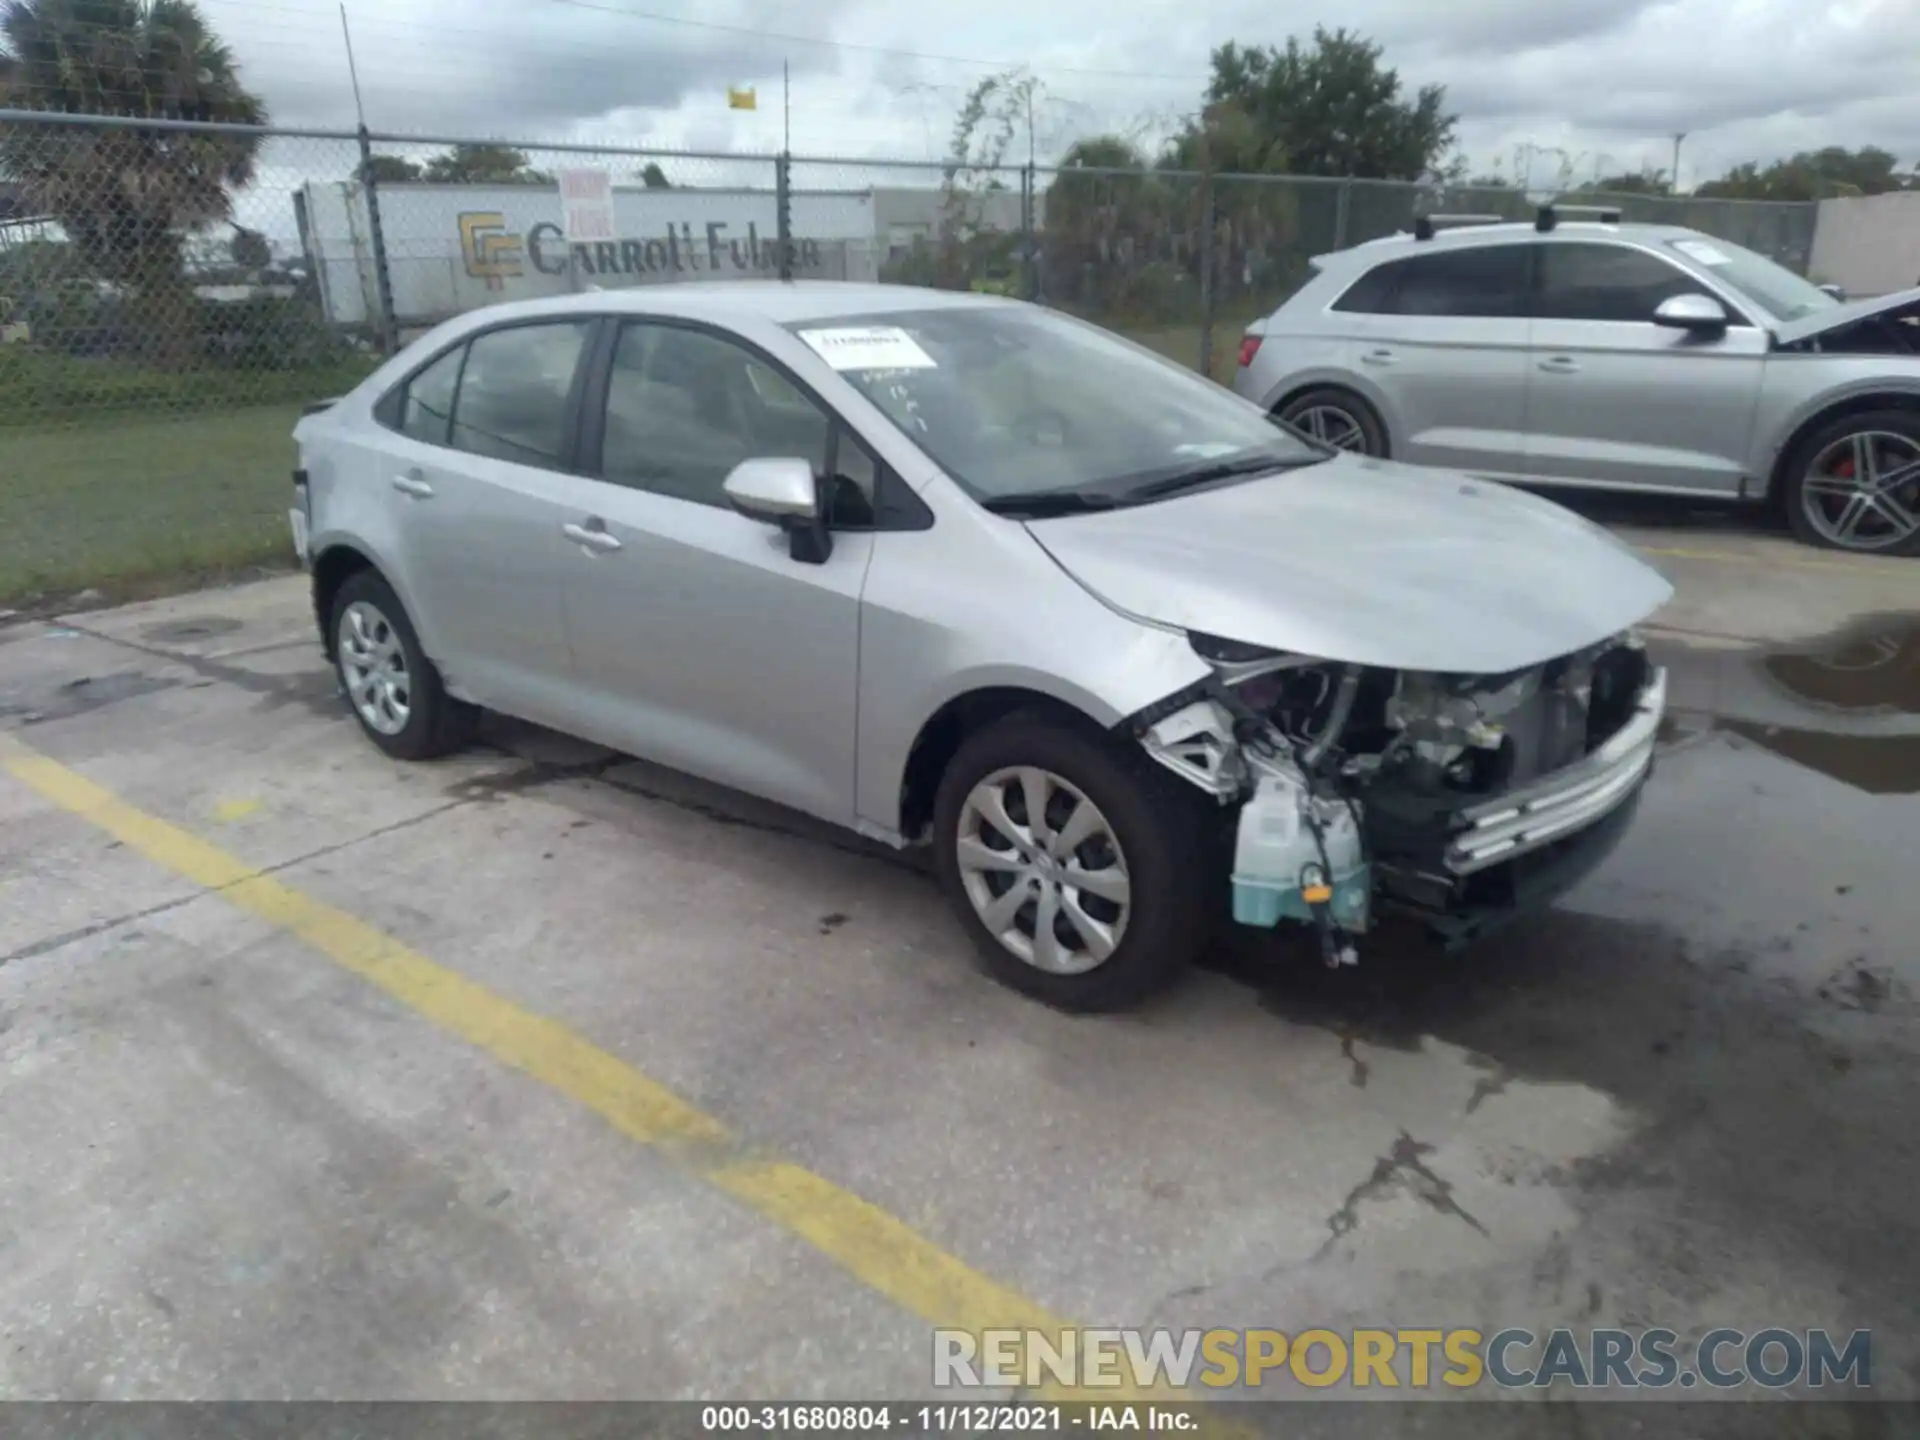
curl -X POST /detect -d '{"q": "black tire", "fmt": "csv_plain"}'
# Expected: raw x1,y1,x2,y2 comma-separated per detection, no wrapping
931,712,1217,1012
329,569,477,760
1277,386,1388,457
1780,408,1920,557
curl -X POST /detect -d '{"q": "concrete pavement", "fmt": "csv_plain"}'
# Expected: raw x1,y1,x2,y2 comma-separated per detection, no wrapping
1,520,1917,1422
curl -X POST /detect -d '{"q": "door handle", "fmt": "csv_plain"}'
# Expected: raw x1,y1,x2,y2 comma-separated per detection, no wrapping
1360,348,1396,366
391,473,435,498
563,520,622,553
1538,356,1580,374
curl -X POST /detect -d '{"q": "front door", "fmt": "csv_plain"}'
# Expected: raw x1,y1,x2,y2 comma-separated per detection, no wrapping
1524,240,1767,494
550,319,873,826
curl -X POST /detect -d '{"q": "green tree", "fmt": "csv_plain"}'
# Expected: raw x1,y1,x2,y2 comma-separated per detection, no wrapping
1696,146,1917,201
423,143,552,186
365,154,422,184
931,69,1038,289
639,161,670,189
1581,170,1671,196
226,223,269,271
1172,28,1457,181
0,0,267,359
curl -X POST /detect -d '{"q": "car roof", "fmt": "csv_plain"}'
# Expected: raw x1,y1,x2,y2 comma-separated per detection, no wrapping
1322,219,1711,269
439,281,1008,329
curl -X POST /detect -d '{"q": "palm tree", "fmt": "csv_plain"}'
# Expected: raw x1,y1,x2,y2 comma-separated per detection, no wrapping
0,0,267,359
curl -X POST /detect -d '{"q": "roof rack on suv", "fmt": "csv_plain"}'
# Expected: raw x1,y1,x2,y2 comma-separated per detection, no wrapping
1535,203,1622,232
1410,213,1508,241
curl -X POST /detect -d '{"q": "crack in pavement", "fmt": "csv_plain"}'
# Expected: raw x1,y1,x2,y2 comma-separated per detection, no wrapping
1316,1131,1490,1258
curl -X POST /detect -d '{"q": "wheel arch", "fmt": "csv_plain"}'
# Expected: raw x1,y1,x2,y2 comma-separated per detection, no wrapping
1762,388,1920,510
894,684,1121,845
311,541,379,662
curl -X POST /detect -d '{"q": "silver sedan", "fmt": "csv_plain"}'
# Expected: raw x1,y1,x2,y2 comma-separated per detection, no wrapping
293,283,1670,1010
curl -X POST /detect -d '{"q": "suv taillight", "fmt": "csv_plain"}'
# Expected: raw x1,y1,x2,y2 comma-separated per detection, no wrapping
1237,334,1262,368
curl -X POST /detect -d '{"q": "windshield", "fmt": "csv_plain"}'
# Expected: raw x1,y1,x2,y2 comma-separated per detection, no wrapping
1665,236,1838,323
785,305,1323,508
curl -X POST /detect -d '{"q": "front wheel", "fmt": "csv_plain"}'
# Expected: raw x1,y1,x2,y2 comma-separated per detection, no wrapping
1782,409,1920,556
931,714,1216,1012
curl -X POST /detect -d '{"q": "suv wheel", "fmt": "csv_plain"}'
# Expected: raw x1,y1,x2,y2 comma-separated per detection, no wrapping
931,713,1215,1012
1783,409,1920,556
1277,388,1387,456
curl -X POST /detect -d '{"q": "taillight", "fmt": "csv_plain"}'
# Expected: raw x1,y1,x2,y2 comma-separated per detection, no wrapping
1237,334,1262,368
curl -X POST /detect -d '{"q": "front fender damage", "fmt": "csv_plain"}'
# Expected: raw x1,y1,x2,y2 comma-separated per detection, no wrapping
1126,632,1666,965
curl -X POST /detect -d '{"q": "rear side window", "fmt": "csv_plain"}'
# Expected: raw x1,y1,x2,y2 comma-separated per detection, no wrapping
450,321,594,467
398,345,462,446
1535,243,1703,322
1332,246,1530,318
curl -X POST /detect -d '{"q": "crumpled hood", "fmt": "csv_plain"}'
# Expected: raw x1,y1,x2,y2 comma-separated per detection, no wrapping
1771,284,1920,346
1024,454,1674,674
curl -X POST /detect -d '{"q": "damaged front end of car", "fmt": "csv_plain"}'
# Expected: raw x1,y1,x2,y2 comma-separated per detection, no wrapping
1131,630,1667,965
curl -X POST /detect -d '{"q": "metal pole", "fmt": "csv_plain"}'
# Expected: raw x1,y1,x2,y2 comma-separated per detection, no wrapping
1197,179,1217,380
356,124,398,355
775,153,793,282
1333,177,1351,251
1021,163,1037,302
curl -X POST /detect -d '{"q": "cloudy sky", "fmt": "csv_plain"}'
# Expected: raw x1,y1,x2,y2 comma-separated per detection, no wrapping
193,0,1920,189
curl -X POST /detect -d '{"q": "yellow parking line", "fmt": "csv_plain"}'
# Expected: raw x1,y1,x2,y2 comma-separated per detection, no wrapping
0,730,1241,1428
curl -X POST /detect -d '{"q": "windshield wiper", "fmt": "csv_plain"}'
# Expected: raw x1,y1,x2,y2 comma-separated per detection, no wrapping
979,489,1122,518
1122,453,1322,503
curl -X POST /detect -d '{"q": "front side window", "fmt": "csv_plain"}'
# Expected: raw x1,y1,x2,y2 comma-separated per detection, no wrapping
1333,246,1531,318
449,321,593,466
1534,243,1703,323
1663,236,1835,323
600,322,877,522
786,306,1325,511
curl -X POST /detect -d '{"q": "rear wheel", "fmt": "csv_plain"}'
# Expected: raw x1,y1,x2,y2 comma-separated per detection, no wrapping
1782,409,1920,556
1277,387,1387,457
330,570,477,760
931,713,1215,1012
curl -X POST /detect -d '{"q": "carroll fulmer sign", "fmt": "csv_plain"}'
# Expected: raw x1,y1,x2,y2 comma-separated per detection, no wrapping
459,211,829,283
297,177,878,327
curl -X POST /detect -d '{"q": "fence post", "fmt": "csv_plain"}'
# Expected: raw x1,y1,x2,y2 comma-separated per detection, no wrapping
775,153,793,282
1021,163,1038,302
1333,178,1352,252
356,125,399,356
1197,179,1217,380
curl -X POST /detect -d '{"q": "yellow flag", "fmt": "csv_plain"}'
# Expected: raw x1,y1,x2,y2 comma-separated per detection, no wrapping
728,86,757,111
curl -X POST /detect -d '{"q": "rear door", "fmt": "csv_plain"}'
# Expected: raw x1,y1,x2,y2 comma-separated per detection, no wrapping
373,317,597,724
1332,242,1534,477
1523,240,1767,494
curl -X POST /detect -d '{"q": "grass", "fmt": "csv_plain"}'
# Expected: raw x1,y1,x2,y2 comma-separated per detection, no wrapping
0,404,307,607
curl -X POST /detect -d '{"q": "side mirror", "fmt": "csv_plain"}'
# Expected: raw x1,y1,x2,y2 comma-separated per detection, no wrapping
1652,292,1729,332
1819,282,1847,301
722,456,832,563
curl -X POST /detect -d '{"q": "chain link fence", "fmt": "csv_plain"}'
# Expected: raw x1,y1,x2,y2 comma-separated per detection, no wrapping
0,107,1823,605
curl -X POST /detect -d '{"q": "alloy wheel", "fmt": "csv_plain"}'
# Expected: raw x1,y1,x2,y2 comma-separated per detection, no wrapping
338,599,412,736
954,766,1131,975
1291,404,1370,452
1801,430,1920,552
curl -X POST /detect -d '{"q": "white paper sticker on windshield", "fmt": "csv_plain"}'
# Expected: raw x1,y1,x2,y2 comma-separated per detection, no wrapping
1174,442,1244,459
799,325,937,372
1672,239,1733,267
